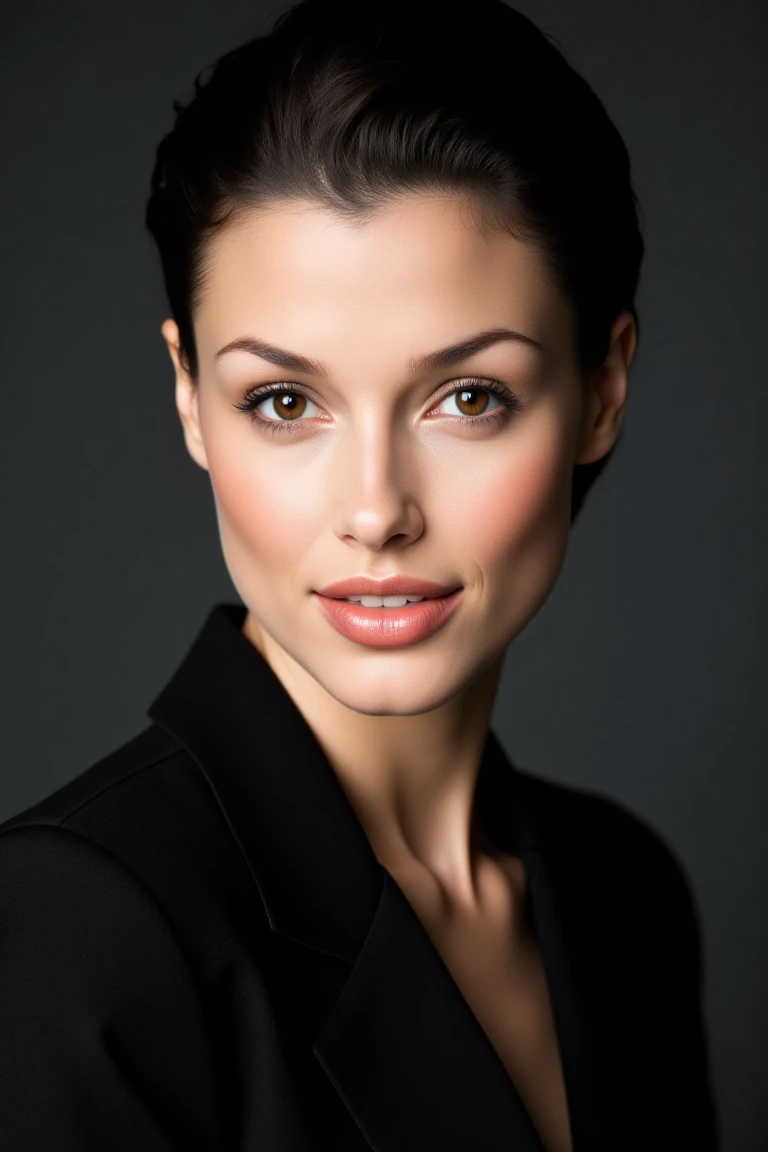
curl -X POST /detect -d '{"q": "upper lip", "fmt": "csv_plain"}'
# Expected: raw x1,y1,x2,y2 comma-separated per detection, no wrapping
315,576,462,599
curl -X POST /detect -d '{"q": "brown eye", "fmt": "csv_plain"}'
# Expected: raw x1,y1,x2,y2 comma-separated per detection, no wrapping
271,392,308,421
435,385,503,419
454,388,491,417
233,386,320,426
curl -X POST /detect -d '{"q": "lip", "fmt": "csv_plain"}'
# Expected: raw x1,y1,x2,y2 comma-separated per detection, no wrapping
314,575,461,599
312,587,463,648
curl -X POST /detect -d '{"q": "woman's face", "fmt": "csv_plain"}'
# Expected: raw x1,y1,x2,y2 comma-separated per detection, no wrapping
164,193,630,716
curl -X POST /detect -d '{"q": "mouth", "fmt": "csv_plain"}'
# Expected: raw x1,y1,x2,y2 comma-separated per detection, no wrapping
311,587,464,648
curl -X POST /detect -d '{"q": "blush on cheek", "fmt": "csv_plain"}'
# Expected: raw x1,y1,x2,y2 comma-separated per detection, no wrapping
450,420,575,638
205,434,323,595
465,436,572,562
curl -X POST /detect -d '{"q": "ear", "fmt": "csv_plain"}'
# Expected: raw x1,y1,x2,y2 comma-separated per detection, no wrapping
160,318,210,472
574,310,637,466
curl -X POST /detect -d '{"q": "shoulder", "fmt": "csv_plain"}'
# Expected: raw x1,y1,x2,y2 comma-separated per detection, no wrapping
0,727,230,1144
0,721,208,981
514,774,719,1144
0,722,188,834
0,816,212,1030
0,822,223,1146
0,820,191,973
518,764,688,868
515,766,702,940
0,722,255,969
0,721,239,891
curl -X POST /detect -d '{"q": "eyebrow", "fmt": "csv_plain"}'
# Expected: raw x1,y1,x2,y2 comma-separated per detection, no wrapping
214,326,545,378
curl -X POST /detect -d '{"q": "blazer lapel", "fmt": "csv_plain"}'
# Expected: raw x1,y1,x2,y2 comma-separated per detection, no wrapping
146,602,601,1151
517,840,606,1151
312,864,547,1151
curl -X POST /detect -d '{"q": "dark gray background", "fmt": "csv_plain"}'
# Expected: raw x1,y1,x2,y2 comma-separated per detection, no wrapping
1,1,764,1147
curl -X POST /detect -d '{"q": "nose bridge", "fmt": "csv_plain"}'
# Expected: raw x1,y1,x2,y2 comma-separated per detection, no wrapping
332,406,419,544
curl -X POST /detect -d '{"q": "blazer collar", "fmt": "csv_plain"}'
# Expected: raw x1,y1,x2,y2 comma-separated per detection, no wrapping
146,601,602,1151
145,602,541,962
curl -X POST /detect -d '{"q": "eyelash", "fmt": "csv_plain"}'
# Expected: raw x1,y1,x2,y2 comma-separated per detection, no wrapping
232,377,524,439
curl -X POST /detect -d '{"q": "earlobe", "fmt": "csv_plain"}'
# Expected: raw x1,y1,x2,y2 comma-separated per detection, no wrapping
574,310,636,467
160,319,210,473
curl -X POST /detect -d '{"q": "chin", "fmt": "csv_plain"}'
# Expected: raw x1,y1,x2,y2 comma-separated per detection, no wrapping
310,647,487,716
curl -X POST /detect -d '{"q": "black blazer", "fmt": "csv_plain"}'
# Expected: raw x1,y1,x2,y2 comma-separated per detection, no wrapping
0,602,720,1151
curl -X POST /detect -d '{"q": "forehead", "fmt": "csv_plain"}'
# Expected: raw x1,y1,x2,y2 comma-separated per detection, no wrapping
194,194,570,363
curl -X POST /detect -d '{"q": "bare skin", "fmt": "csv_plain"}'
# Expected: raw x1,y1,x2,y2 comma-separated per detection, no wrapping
161,191,635,1148
387,845,573,1152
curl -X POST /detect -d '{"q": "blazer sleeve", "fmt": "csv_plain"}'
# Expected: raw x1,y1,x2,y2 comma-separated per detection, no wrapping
0,823,222,1151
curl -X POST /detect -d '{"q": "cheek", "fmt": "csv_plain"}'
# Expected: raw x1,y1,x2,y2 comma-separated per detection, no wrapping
203,425,321,572
455,407,575,582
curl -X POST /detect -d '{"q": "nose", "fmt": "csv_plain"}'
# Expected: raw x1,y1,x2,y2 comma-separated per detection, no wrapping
331,423,425,551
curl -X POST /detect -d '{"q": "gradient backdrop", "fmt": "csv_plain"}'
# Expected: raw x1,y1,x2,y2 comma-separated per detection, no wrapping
1,1,764,1147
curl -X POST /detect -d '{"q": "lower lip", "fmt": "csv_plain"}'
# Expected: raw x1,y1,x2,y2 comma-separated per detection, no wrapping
312,590,463,648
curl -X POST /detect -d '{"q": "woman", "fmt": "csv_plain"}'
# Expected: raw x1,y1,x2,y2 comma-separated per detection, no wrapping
0,1,719,1149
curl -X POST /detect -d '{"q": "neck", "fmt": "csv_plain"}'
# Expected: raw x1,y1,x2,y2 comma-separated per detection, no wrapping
242,610,506,904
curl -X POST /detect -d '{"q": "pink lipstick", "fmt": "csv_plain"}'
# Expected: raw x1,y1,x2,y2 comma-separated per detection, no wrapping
311,585,463,648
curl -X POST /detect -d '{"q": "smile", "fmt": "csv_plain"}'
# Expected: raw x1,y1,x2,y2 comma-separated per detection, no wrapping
312,589,463,648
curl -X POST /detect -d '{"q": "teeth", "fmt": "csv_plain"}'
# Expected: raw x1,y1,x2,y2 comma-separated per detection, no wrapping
345,595,426,607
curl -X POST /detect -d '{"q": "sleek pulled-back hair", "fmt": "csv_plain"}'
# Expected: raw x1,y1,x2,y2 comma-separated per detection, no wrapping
145,0,644,523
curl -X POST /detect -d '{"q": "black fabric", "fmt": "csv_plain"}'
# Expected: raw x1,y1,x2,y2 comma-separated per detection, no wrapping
0,601,720,1150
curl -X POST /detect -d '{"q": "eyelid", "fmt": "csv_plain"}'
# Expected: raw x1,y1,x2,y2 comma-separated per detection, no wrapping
431,377,506,404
